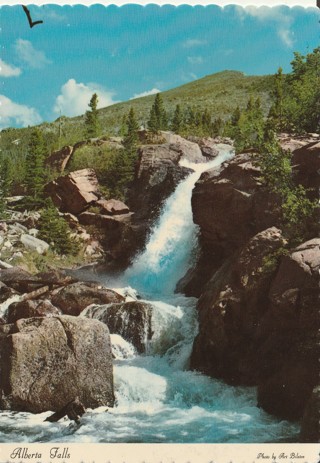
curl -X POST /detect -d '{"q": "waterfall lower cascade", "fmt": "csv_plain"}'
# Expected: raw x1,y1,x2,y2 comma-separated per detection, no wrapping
0,145,299,443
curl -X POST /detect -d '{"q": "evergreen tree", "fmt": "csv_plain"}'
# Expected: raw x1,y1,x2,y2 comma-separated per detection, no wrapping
147,93,168,133
38,199,79,255
25,128,47,206
171,104,183,133
85,93,100,138
123,108,139,155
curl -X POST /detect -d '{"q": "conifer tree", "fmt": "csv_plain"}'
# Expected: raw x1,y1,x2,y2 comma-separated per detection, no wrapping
123,108,139,155
38,199,79,255
148,93,168,133
25,128,47,206
85,93,100,138
171,104,183,133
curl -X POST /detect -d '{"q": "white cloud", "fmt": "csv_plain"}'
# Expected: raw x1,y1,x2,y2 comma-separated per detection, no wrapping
0,95,42,129
130,88,161,100
278,28,294,48
0,59,21,77
53,79,117,117
187,56,203,65
183,39,207,48
14,39,51,69
244,6,295,48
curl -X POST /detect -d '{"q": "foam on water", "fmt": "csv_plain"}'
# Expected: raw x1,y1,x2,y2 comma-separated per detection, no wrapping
0,144,299,443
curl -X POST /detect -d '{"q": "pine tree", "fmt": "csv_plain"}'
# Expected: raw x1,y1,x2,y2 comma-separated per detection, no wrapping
38,199,79,255
123,108,139,155
147,93,168,133
171,104,183,133
85,93,100,138
25,128,47,206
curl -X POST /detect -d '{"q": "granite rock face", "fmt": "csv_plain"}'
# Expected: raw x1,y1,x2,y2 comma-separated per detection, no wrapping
0,316,114,413
45,169,100,215
84,301,153,353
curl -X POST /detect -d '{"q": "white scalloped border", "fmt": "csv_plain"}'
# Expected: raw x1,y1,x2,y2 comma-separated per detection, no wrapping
0,1,317,6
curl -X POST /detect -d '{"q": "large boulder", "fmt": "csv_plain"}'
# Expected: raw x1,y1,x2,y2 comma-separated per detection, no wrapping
20,234,49,255
96,199,130,216
129,143,192,221
51,282,124,316
191,235,320,421
182,152,281,296
84,301,153,353
256,238,320,420
6,299,61,324
169,139,206,164
191,227,287,384
45,169,100,215
0,316,114,413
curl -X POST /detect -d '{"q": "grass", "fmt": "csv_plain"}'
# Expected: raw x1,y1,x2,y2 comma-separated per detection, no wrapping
0,70,274,161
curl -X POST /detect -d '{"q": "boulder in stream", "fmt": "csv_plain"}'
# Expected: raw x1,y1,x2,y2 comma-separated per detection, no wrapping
0,315,114,413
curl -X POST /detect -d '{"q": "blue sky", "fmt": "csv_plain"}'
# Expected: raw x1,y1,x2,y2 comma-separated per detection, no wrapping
0,5,319,129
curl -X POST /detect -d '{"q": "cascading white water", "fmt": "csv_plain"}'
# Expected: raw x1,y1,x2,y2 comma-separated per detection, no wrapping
124,145,234,297
0,144,299,443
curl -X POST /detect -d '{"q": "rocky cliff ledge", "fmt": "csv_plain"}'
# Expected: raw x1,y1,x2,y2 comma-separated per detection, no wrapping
186,138,319,434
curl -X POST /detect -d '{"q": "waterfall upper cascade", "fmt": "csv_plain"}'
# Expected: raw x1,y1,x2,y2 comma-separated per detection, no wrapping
0,144,299,443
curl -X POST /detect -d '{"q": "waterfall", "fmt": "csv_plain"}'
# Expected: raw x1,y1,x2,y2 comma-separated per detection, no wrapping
0,143,299,444
124,144,234,297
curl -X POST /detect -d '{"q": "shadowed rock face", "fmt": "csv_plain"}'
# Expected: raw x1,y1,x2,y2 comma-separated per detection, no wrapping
190,227,287,384
84,301,153,354
191,236,320,421
292,141,320,196
0,316,114,413
177,152,282,296
299,386,320,443
6,299,61,324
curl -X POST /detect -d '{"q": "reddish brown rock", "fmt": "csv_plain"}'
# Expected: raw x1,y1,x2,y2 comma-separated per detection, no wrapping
0,316,114,413
45,169,100,215
96,199,130,216
190,227,287,384
256,238,320,420
6,299,61,324
45,146,74,173
51,281,124,316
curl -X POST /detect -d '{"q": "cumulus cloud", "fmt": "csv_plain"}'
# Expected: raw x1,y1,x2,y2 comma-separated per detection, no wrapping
14,39,51,69
130,88,161,100
0,59,21,77
183,39,207,48
244,6,295,48
0,95,42,129
53,79,117,117
187,56,203,65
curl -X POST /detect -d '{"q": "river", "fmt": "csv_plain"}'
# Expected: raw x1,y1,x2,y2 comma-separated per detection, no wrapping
0,145,299,443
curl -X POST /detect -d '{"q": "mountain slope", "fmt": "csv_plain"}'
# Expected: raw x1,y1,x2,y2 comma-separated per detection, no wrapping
0,70,273,155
